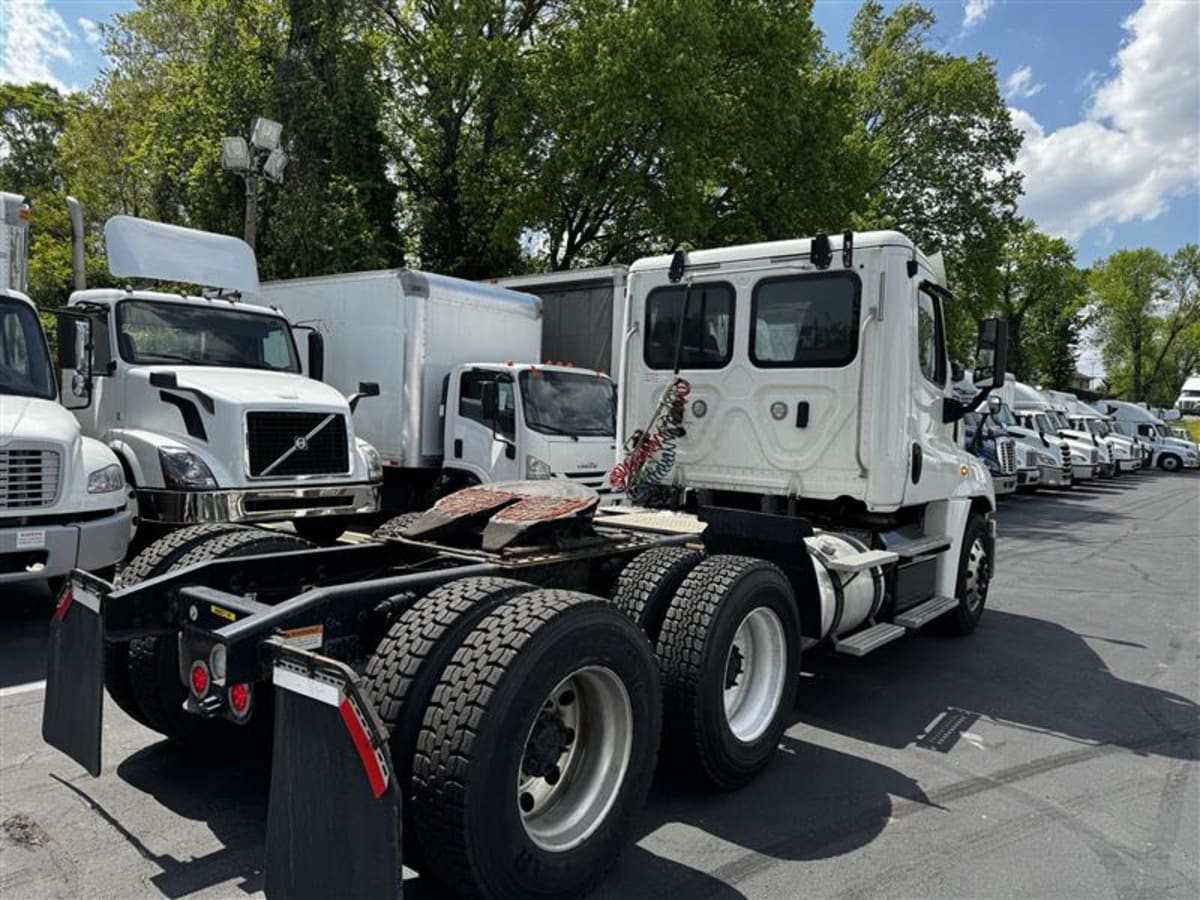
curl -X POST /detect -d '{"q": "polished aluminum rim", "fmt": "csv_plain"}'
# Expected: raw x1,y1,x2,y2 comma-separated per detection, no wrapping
964,536,990,614
517,666,632,852
722,606,787,743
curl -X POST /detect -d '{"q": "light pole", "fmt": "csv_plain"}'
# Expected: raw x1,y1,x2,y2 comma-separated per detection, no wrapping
220,117,289,250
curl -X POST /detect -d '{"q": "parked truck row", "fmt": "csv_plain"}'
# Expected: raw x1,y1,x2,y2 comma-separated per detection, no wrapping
43,227,1017,900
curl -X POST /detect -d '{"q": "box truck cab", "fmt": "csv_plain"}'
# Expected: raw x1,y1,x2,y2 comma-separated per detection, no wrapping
1093,399,1200,471
257,269,620,509
1,193,130,589
57,212,381,542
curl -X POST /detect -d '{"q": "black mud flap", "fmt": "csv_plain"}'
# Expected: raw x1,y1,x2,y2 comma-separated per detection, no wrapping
265,641,402,900
42,572,108,776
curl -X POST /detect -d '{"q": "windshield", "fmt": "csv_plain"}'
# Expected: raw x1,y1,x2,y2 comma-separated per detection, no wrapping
1035,413,1057,433
519,370,616,437
1111,421,1136,438
116,300,299,372
994,403,1017,427
0,296,55,400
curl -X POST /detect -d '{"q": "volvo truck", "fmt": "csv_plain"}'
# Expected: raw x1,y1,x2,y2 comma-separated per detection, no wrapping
1,193,130,592
56,208,382,544
44,230,1007,900
257,269,621,509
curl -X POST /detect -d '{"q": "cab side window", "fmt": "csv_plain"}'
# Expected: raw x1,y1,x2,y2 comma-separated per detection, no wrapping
916,289,946,386
459,370,516,442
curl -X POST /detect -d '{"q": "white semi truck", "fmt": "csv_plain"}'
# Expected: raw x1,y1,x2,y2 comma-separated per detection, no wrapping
57,208,382,544
1174,375,1200,415
1009,380,1102,481
1047,390,1144,473
0,193,130,592
45,230,1009,900
257,269,621,509
1094,398,1200,471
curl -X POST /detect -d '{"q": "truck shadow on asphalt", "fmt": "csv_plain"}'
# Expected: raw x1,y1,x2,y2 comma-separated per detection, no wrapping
88,605,1196,899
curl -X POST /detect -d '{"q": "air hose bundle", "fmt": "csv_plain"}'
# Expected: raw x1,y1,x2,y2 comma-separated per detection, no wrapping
610,378,690,502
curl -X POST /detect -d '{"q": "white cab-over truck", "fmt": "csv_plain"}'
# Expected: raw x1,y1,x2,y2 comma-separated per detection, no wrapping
1,192,130,590
257,269,620,509
56,210,382,543
45,230,1009,900
1093,398,1199,471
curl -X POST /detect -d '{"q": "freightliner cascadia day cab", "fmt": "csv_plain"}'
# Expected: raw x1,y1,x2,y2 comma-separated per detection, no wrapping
0,193,130,591
56,207,382,544
1094,398,1200,471
1008,380,1101,481
963,404,1031,494
1048,390,1144,472
257,269,621,509
43,230,1008,900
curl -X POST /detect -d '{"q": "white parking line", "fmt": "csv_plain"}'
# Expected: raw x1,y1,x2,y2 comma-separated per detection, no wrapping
0,680,46,698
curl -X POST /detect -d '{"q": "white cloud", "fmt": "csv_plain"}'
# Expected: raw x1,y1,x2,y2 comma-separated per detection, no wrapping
0,0,76,90
78,16,101,48
962,0,995,33
1004,65,1044,100
1011,0,1199,242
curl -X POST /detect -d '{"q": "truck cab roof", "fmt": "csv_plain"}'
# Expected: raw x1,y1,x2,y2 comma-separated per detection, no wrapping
69,288,288,320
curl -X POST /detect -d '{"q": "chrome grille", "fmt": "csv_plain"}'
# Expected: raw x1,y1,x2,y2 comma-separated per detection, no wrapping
0,448,61,509
997,438,1017,475
246,412,349,478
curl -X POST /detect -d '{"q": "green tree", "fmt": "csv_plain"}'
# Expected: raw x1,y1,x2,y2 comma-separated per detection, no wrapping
993,221,1086,386
847,0,1023,355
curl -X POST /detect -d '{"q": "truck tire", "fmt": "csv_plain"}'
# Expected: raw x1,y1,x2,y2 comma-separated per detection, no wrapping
372,511,424,540
938,514,992,636
656,555,800,790
105,524,248,727
412,590,660,900
125,527,314,745
363,576,532,868
291,517,347,545
1159,453,1182,472
611,546,704,642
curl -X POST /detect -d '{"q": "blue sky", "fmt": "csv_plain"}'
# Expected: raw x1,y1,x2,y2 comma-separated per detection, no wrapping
2,0,1197,270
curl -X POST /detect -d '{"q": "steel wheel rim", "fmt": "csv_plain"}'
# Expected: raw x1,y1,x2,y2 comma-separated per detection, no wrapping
964,536,990,614
722,606,787,743
517,665,632,853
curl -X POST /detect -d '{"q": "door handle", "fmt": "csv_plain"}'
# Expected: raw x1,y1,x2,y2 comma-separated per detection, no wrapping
911,443,923,484
795,402,809,428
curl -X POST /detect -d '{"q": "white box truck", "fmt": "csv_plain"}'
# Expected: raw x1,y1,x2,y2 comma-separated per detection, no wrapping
47,230,1011,900
55,206,382,545
257,269,622,509
1,192,130,591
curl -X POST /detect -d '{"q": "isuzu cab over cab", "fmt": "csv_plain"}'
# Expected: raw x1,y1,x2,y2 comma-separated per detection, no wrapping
57,214,381,540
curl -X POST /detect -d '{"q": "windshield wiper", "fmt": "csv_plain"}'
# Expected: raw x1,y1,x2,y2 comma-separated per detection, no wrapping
527,421,584,440
138,352,200,364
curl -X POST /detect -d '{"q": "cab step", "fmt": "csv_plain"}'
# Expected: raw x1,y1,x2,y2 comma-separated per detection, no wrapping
834,623,906,657
824,549,899,574
886,534,953,559
894,595,959,629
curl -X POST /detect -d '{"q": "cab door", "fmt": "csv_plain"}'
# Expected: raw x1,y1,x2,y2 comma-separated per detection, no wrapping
445,368,521,483
902,280,960,505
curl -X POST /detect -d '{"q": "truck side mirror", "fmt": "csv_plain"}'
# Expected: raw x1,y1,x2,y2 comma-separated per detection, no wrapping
56,313,93,409
307,331,325,382
480,381,499,420
986,394,1001,415
972,319,1008,391
348,381,380,412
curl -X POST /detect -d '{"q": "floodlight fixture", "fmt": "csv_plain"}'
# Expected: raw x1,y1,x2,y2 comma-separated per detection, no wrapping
221,136,251,172
250,117,283,151
263,148,289,184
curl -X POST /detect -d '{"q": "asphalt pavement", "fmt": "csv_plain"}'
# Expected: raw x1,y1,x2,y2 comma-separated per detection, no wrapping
1,471,1197,899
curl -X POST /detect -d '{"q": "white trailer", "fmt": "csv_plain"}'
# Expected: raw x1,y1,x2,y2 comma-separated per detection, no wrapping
258,270,622,509
0,192,130,592
55,207,382,545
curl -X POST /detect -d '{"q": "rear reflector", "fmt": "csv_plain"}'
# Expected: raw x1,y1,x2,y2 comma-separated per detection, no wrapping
228,682,251,718
338,697,388,799
190,660,210,698
52,586,74,621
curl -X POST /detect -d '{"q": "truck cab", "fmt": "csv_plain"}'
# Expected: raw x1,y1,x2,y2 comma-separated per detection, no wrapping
962,402,1022,494
987,397,1073,488
1049,392,1142,473
445,362,618,496
1,193,130,589
57,214,381,539
1094,399,1199,471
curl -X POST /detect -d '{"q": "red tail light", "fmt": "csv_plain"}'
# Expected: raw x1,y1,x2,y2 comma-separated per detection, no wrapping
228,683,252,719
190,660,210,698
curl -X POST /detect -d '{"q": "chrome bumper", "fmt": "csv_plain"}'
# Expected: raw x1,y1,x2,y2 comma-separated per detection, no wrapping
1017,467,1041,487
1038,466,1072,488
992,474,1018,495
138,483,380,525
1072,463,1097,481
1117,459,1140,472
0,507,131,584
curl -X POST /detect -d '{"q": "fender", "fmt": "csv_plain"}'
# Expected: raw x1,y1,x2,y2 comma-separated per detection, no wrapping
922,492,993,600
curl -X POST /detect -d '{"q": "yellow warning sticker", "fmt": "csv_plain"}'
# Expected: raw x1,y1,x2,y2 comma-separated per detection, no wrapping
210,604,237,622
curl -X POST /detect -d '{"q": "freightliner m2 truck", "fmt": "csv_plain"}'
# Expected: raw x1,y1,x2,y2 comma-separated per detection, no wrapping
258,269,621,508
44,230,1007,900
1,192,130,592
56,209,382,544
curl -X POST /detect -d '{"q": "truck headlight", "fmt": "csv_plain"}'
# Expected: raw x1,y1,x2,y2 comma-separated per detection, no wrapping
1036,452,1056,466
358,440,383,482
525,455,552,479
159,447,217,489
87,463,125,494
